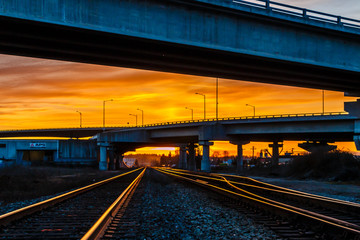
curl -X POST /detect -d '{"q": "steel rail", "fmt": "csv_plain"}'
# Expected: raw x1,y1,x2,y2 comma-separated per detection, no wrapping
0,168,143,226
220,173,360,207
155,168,360,238
161,168,360,210
81,167,146,240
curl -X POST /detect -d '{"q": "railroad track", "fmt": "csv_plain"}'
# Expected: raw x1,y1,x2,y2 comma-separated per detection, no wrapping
0,168,145,240
156,167,360,239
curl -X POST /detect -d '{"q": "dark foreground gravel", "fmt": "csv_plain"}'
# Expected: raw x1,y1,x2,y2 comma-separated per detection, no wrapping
112,169,281,240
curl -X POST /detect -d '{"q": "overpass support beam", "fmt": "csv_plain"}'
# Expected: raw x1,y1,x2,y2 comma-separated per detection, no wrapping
98,142,111,171
269,142,283,167
179,145,187,169
99,145,108,171
230,141,250,173
355,120,360,151
108,147,115,170
199,141,214,172
188,143,196,171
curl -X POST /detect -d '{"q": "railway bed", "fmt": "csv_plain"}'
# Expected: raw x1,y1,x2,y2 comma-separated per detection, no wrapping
0,168,143,240
157,168,360,239
1,167,359,239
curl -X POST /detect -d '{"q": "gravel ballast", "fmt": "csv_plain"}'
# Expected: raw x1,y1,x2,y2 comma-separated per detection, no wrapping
117,169,281,240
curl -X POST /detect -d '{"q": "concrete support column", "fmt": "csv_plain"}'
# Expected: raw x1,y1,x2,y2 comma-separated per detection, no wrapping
355,120,360,151
199,141,214,172
188,143,196,171
269,142,283,167
179,145,187,169
108,147,115,170
99,145,108,171
230,141,250,173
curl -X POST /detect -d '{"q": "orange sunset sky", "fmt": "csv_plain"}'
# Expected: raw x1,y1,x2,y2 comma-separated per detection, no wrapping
0,54,358,156
0,0,359,156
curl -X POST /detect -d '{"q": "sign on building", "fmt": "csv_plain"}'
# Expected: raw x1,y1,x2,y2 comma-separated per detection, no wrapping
29,143,46,148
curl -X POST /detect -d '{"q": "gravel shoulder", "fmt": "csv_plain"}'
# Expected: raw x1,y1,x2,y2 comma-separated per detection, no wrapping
250,176,360,203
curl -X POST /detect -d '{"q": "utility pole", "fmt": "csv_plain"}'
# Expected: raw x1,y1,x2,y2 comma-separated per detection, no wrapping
103,99,113,130
195,93,206,120
251,146,256,159
322,90,325,114
137,108,144,125
216,78,219,120
76,111,82,128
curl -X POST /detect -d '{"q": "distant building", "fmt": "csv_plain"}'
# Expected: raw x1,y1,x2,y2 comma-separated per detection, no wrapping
125,154,160,166
0,139,97,167
123,158,137,168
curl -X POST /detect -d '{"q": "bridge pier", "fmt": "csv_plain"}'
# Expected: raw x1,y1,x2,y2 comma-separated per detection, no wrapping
199,141,213,172
99,145,108,171
355,120,360,151
179,145,187,169
231,141,250,173
269,142,283,167
188,143,196,171
108,147,115,170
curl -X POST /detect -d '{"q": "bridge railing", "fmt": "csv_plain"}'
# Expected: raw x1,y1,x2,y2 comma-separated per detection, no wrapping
136,112,349,128
0,112,350,132
232,0,360,30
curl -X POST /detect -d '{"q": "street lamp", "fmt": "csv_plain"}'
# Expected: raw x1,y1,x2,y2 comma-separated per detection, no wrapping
185,107,194,120
129,114,138,126
195,92,206,120
246,104,255,117
103,99,113,129
137,108,144,125
76,110,82,128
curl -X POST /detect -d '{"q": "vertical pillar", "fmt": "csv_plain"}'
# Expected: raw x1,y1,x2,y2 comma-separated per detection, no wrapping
179,145,187,169
108,147,115,170
188,143,196,171
199,141,214,172
237,144,244,172
269,142,283,167
230,141,250,173
99,145,108,171
355,120,360,151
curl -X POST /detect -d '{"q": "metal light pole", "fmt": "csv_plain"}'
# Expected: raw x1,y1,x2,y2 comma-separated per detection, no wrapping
216,78,219,120
137,108,144,125
246,104,255,117
322,90,325,114
129,114,138,126
76,110,82,128
195,92,206,120
185,107,194,120
103,99,113,129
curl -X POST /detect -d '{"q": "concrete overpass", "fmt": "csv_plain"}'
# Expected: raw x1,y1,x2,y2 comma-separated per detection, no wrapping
96,112,360,171
0,127,122,139
0,0,359,93
0,112,359,171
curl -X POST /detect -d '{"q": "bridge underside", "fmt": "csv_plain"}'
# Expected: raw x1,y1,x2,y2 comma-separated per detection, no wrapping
1,15,359,93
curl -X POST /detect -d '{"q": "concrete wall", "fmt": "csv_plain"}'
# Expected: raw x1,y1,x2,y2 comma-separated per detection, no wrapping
57,140,97,165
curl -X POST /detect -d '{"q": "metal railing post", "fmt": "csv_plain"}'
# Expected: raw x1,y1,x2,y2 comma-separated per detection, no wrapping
303,9,307,18
265,0,270,9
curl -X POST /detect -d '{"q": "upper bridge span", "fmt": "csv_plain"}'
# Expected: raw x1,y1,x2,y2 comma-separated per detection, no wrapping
0,0,360,93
